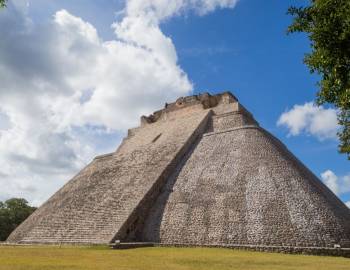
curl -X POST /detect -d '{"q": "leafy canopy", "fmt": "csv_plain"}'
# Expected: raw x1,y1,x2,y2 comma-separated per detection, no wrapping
288,0,350,159
0,0,6,8
0,198,36,241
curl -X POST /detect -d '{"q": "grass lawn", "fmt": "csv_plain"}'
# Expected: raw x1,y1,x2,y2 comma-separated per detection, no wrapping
0,245,349,270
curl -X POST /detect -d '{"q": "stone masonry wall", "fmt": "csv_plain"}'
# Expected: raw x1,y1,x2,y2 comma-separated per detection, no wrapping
8,109,211,244
141,101,350,248
7,92,350,249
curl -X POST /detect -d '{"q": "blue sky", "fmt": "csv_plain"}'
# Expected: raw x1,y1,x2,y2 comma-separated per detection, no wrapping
0,0,349,206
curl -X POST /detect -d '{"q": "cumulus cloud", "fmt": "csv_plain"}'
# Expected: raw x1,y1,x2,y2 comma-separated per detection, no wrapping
0,0,238,205
346,201,350,208
321,170,350,196
277,102,339,140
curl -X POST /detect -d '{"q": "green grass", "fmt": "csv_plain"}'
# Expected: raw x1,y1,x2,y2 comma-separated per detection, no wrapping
0,246,349,270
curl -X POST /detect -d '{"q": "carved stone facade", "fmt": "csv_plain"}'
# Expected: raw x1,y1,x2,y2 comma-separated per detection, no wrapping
7,92,350,250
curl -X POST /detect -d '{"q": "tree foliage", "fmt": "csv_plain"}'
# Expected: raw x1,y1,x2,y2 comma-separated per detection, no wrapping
0,198,36,241
288,0,350,159
0,0,7,8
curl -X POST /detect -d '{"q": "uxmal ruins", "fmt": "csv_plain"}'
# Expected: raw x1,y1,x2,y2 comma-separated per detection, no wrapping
8,92,350,252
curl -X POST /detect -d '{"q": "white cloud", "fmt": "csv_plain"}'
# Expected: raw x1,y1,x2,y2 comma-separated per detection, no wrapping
321,170,350,196
0,0,238,206
346,201,350,208
125,0,238,21
277,102,339,140
321,170,340,195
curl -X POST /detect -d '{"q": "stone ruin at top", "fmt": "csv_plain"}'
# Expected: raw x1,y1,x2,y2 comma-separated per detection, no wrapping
8,92,350,248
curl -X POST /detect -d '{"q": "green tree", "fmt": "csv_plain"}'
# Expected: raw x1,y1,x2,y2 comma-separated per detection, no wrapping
287,0,350,159
0,198,36,241
0,0,7,8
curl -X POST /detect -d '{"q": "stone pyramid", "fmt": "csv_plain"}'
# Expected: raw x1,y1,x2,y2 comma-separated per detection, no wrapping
8,92,350,249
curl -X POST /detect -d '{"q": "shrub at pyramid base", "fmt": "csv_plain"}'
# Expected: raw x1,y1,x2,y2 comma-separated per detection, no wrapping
7,92,350,248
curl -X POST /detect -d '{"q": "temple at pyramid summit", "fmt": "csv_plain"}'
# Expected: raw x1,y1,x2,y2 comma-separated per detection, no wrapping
8,92,350,250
